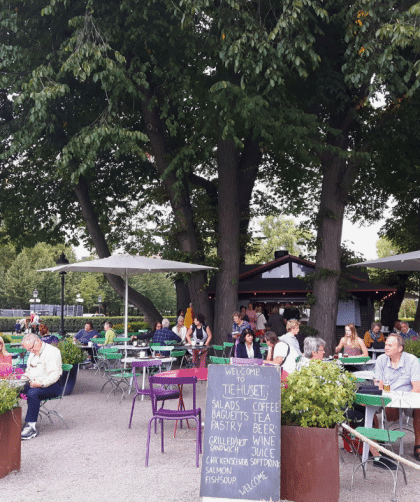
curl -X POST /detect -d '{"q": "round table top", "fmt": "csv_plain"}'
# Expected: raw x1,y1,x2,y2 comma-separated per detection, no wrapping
159,367,208,381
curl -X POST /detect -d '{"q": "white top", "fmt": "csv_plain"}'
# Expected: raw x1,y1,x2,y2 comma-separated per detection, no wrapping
172,325,187,342
24,342,62,387
273,341,299,374
255,313,267,331
245,344,254,359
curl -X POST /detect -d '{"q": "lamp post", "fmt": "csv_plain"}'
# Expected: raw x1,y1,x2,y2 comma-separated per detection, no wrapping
76,293,84,317
56,253,69,337
98,295,102,315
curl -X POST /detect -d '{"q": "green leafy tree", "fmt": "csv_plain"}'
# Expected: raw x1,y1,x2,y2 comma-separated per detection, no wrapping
246,216,313,264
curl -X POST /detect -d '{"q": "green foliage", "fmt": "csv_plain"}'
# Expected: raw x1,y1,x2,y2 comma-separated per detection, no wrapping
281,361,356,428
58,337,87,365
0,381,20,415
404,339,420,359
247,216,313,264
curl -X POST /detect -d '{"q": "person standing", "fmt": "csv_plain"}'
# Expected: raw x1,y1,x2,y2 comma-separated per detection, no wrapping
246,303,257,331
186,314,212,368
279,319,303,356
20,334,62,440
268,306,286,336
255,305,267,340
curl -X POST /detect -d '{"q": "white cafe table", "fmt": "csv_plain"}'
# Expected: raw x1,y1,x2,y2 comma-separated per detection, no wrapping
121,356,176,400
352,370,375,380
361,391,420,464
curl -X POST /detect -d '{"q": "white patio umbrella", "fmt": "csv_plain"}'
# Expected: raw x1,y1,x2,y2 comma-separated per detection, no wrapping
349,250,420,272
39,254,216,336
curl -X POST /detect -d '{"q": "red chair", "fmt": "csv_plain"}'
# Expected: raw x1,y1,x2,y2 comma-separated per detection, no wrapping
145,375,202,467
128,360,179,428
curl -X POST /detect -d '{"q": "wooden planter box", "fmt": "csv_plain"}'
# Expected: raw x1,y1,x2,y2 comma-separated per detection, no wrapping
0,407,21,479
281,424,339,502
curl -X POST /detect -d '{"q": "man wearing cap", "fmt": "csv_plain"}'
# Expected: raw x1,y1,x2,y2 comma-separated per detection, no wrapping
20,334,62,440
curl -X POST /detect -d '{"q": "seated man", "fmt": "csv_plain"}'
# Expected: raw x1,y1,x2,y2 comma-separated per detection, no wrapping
296,337,326,370
375,333,420,461
73,322,99,345
20,334,63,440
153,318,181,355
399,321,418,340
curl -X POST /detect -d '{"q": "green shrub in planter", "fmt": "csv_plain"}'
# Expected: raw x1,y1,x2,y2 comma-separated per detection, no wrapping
281,360,356,428
58,337,87,365
0,381,20,416
404,338,420,358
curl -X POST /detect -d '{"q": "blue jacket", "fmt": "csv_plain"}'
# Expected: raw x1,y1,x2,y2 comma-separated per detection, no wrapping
236,342,262,359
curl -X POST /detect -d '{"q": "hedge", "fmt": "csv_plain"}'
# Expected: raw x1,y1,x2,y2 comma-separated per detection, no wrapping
0,316,177,333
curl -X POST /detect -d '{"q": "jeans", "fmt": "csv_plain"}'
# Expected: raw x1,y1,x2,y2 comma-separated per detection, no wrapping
23,381,62,423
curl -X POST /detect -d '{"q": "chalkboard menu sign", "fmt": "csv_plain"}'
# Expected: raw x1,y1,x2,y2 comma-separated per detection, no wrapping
200,364,281,502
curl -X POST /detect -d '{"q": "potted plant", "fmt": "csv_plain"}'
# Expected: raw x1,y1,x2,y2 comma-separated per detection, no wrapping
280,360,356,502
0,379,22,479
58,337,87,395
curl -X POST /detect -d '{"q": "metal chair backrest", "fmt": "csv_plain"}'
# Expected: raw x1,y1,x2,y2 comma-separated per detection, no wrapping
93,338,106,345
149,375,197,414
98,347,118,354
131,360,162,392
231,357,263,366
209,356,230,365
114,337,130,344
8,347,25,353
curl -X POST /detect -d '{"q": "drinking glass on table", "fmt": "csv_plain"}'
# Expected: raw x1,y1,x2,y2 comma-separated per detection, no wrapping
383,380,391,393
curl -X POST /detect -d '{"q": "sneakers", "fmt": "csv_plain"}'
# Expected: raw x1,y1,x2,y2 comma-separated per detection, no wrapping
373,456,398,471
21,423,38,440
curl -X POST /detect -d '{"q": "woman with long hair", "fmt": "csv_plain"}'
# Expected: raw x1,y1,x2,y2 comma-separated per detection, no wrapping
335,323,368,357
0,336,12,375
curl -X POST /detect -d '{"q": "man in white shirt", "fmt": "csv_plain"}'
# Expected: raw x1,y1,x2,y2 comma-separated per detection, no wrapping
20,334,62,440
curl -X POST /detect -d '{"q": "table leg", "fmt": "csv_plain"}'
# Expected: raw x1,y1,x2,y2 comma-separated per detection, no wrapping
141,366,146,401
362,405,378,467
398,407,404,457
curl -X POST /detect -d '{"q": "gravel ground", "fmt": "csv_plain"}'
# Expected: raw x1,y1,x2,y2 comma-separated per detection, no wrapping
2,368,420,502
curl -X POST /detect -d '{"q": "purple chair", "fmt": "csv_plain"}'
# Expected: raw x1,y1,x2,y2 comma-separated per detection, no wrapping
231,357,263,366
145,375,202,467
128,360,180,429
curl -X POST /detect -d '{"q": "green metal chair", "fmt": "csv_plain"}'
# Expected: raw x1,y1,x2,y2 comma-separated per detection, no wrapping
171,350,186,369
101,353,133,402
209,356,230,365
350,393,407,501
222,342,234,358
212,345,224,357
38,364,73,429
114,337,131,344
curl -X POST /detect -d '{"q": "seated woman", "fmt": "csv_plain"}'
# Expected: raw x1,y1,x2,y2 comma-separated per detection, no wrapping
0,336,13,377
364,321,385,349
335,323,368,357
264,331,299,377
296,337,326,370
236,329,262,359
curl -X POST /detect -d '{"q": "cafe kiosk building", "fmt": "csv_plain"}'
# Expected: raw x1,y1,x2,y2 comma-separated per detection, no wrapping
208,251,396,339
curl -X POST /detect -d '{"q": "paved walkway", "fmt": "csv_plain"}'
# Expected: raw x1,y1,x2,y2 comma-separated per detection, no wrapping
2,369,420,502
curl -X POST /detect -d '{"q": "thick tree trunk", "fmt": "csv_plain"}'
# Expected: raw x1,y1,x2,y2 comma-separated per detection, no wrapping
238,138,262,264
141,88,212,328
214,138,240,344
309,151,355,356
73,176,162,326
175,279,191,315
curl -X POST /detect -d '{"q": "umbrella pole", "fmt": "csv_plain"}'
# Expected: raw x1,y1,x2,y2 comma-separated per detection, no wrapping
124,272,128,338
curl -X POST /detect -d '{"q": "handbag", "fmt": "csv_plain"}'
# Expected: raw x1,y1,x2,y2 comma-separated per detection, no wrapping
373,340,385,349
